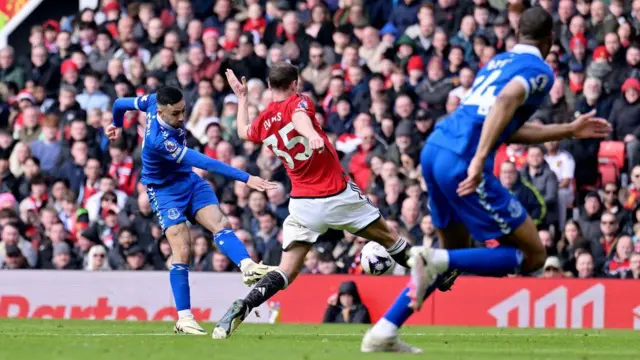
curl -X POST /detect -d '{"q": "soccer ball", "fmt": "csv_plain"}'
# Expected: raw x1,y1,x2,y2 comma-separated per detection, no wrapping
360,242,395,275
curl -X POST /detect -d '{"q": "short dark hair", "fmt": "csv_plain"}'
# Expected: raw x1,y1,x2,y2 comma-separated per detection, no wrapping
268,62,299,90
518,7,553,42
29,174,47,187
156,86,184,106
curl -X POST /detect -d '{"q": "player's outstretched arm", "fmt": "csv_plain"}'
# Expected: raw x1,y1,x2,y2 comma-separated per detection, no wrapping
292,112,325,152
107,97,139,141
179,148,276,190
457,79,526,196
225,69,250,140
508,110,611,144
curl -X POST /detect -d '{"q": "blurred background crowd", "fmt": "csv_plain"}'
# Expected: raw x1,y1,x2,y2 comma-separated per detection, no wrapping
0,0,639,281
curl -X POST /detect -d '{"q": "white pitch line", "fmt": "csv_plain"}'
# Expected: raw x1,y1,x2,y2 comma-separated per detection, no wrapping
6,332,615,338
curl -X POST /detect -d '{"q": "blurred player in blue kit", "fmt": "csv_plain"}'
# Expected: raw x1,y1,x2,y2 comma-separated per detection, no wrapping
106,87,277,335
362,7,612,353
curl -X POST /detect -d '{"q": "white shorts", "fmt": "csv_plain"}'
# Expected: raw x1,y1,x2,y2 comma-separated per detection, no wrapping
282,183,380,250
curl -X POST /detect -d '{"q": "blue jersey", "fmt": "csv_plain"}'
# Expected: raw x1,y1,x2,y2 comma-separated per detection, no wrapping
135,94,190,185
421,44,554,241
427,44,554,169
112,93,249,186
112,93,250,230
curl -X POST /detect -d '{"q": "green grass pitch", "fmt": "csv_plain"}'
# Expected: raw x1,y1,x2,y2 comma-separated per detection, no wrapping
1,319,639,359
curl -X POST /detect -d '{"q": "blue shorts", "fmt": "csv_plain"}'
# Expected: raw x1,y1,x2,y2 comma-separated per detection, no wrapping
146,172,218,232
420,143,527,241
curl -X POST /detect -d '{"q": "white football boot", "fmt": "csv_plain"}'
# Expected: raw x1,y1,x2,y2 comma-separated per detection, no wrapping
174,317,207,335
406,246,439,311
361,330,423,354
242,261,278,285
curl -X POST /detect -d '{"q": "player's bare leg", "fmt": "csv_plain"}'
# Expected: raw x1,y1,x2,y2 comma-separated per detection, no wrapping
212,242,310,340
195,204,277,285
355,217,413,268
165,223,206,335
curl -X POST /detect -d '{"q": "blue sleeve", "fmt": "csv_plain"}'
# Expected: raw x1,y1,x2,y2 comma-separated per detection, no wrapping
154,139,250,183
112,94,156,127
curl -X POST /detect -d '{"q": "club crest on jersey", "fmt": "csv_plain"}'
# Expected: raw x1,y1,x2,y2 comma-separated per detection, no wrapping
167,208,180,220
164,140,179,154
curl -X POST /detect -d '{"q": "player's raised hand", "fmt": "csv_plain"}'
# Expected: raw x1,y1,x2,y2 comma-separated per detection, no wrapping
457,156,484,197
309,136,325,153
246,176,278,191
571,109,612,139
105,124,122,141
225,69,247,99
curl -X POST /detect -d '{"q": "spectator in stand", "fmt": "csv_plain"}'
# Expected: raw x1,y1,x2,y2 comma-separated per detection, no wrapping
78,157,101,206
60,59,82,93
51,242,80,270
76,71,110,112
85,177,127,222
1,245,30,269
29,114,60,174
416,57,453,118
25,45,60,97
107,138,135,196
599,211,622,259
15,106,41,144
301,43,332,97
607,235,633,276
499,161,546,226
266,182,289,223
609,77,640,168
544,140,575,230
211,250,232,272
576,251,600,278
85,244,110,271
0,223,37,268
493,143,527,177
618,252,640,279
578,192,604,243
521,146,559,229
323,280,371,324
626,165,640,210
540,256,565,278
602,182,632,233
0,47,24,89
399,197,423,242
532,76,572,125
255,210,281,266
120,244,153,271
89,30,116,74
190,234,212,271
346,126,383,190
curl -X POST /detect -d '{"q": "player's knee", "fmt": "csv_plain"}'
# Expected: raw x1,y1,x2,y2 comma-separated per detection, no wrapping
523,243,546,272
165,226,191,263
210,218,232,233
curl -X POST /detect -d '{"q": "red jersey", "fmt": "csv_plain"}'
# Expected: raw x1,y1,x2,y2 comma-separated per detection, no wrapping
247,94,348,197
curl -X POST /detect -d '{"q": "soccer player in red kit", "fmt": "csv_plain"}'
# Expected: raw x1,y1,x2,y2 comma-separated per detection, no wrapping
212,63,429,351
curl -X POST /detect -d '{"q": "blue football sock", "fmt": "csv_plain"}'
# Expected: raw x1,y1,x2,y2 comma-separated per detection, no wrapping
447,246,522,276
214,228,250,267
169,263,190,311
383,273,446,326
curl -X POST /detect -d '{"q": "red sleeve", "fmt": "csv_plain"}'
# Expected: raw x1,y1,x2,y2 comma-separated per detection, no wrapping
292,95,312,117
246,116,264,143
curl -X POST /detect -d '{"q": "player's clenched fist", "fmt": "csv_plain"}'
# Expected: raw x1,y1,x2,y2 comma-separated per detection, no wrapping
309,136,325,153
105,124,122,141
246,176,278,191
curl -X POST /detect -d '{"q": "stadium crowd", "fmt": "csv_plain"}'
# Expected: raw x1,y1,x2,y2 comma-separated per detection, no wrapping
0,0,639,280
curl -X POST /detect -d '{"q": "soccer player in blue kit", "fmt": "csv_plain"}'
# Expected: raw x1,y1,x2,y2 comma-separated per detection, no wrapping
361,7,612,353
105,87,277,335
